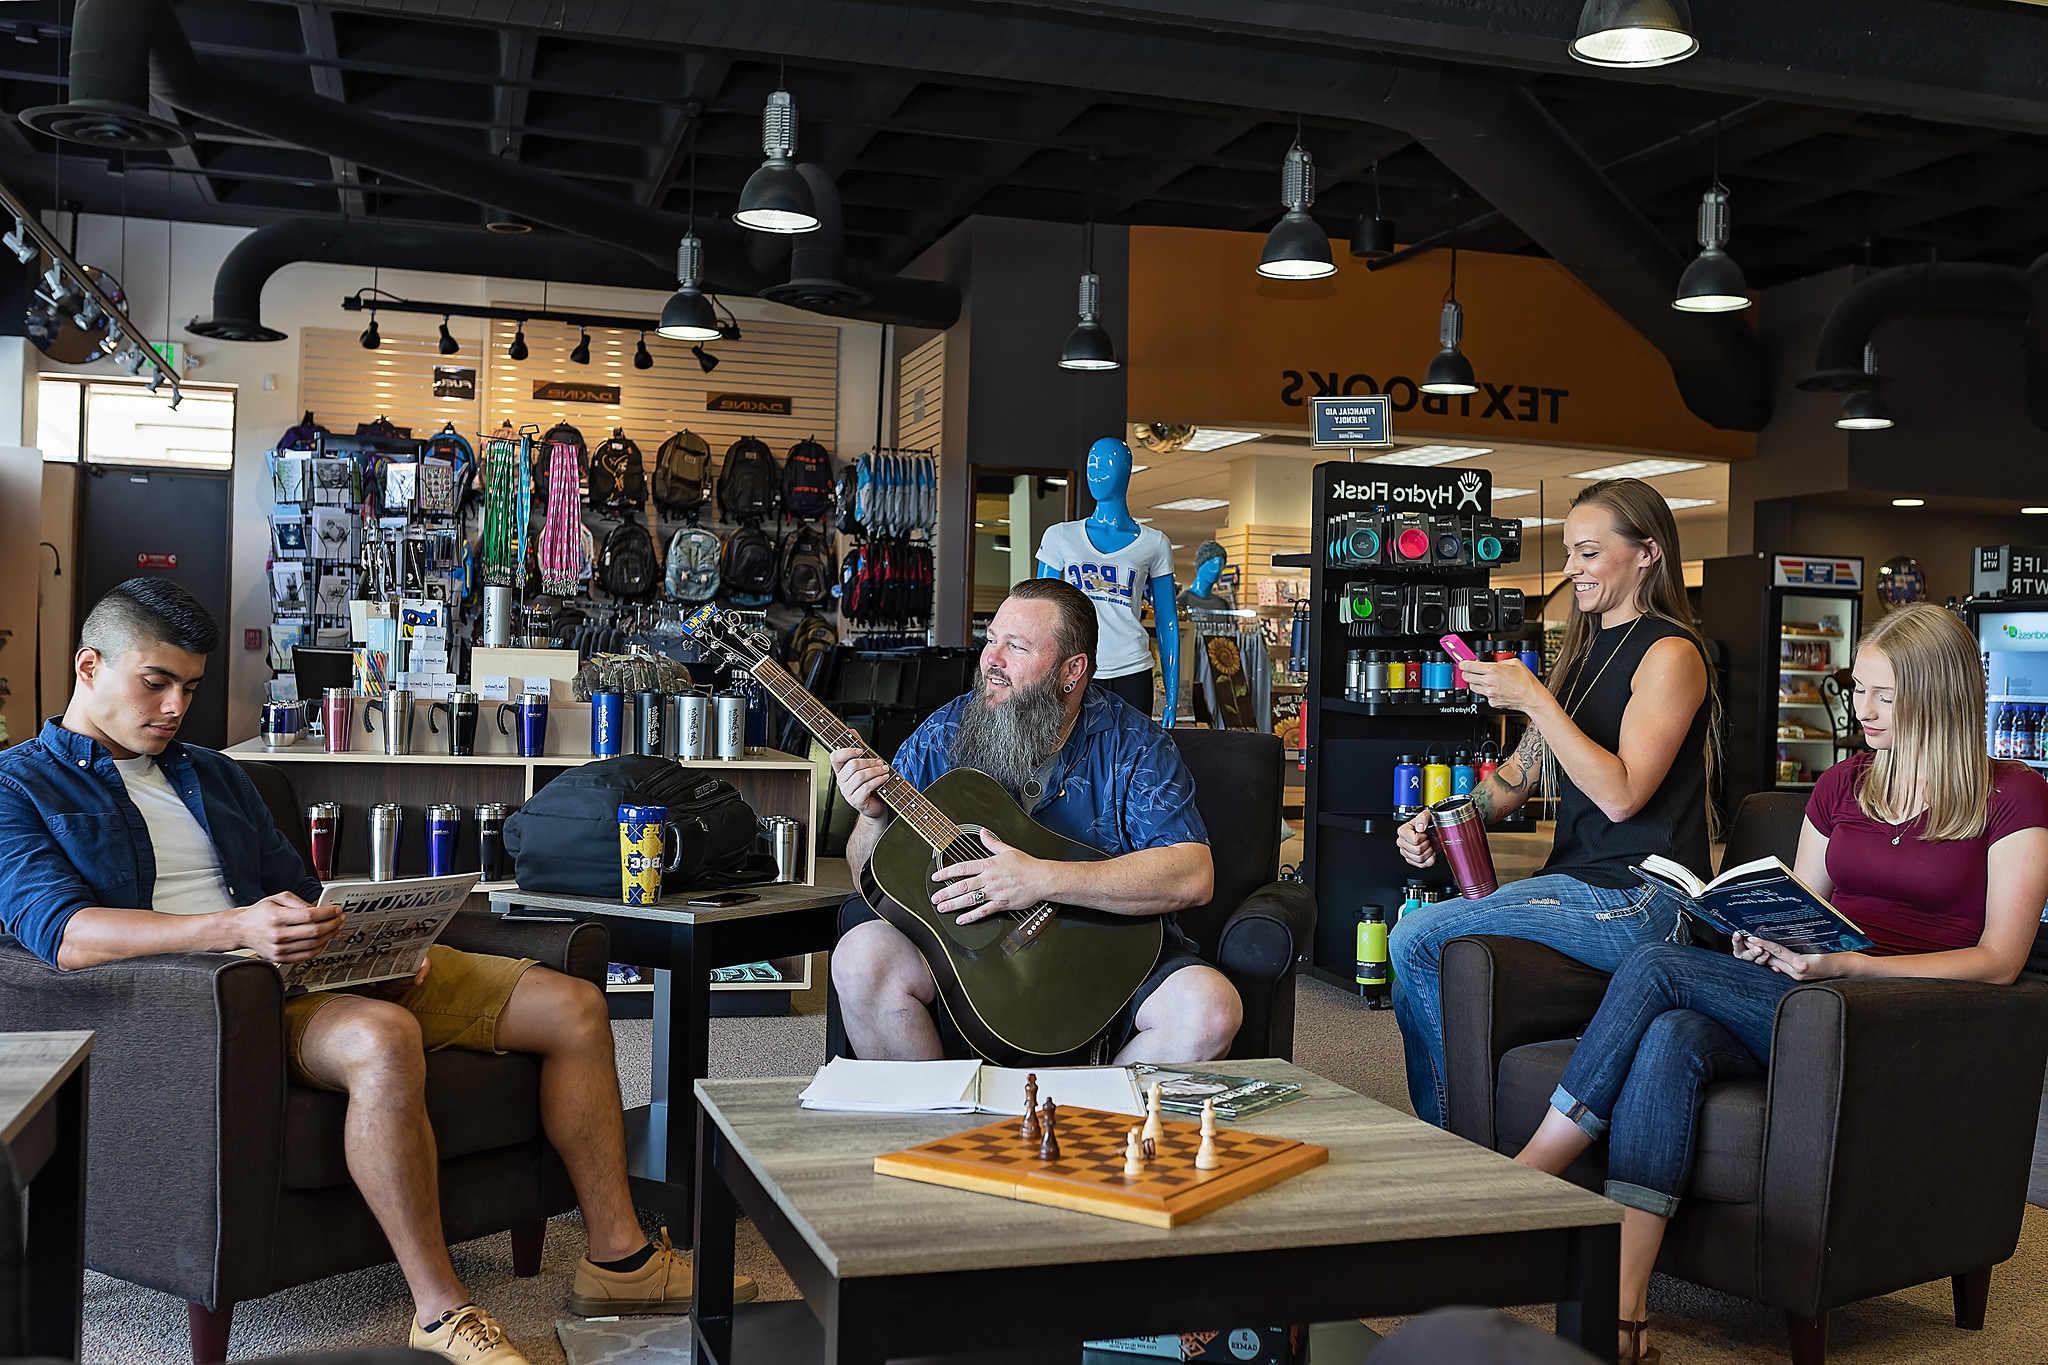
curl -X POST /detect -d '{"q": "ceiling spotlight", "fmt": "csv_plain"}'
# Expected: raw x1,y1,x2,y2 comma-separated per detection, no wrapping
1836,345,1893,430
1891,498,1925,508
359,313,381,350
1673,185,1750,313
437,315,458,355
1420,245,1478,396
570,329,591,366
1258,144,1335,280
1059,223,1118,372
692,344,720,374
71,297,102,333
2,218,35,265
734,89,820,234
1569,0,1698,67
1349,162,1397,260
633,334,654,370
657,233,722,341
117,345,147,375
507,323,528,362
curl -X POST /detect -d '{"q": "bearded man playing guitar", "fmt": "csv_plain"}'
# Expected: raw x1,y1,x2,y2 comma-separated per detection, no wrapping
829,578,1242,1064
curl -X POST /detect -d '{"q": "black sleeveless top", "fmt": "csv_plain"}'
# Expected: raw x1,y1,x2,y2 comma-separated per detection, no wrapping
1539,614,1711,888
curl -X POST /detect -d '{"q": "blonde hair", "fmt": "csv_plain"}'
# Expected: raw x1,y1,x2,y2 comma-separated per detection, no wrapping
1856,603,1992,840
1542,478,1723,833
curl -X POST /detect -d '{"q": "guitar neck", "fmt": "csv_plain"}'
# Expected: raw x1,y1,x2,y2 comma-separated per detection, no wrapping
744,657,963,852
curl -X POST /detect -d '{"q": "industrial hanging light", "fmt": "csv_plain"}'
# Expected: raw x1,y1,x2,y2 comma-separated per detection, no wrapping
1258,143,1335,280
1836,344,1894,431
1349,162,1397,260
692,344,720,374
1058,222,1118,371
507,323,528,362
437,315,458,355
570,328,591,365
657,234,722,341
734,89,819,234
1673,185,1750,313
1420,244,1478,395
1569,0,1698,67
633,333,654,370
359,313,381,350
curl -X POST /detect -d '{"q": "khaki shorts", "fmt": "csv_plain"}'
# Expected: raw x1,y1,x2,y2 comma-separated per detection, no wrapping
283,945,539,1090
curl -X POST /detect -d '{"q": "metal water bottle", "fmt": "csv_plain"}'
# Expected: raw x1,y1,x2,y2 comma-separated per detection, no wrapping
1451,750,1477,797
368,803,403,882
1392,754,1423,818
1355,905,1390,1005
425,804,461,877
1422,754,1453,807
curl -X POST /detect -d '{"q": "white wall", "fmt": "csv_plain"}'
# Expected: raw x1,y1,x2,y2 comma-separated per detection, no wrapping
41,214,886,740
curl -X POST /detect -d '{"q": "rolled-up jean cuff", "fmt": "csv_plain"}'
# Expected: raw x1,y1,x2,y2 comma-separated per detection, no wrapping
1549,1084,1609,1140
1605,1180,1682,1217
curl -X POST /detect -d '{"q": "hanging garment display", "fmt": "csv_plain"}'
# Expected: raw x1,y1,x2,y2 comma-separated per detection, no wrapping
538,439,585,597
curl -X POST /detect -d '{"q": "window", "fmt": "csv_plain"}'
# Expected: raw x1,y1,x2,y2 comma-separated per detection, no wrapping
35,376,235,469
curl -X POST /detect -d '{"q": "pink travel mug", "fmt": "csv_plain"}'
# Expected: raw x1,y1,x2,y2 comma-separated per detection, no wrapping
322,686,354,754
1430,794,1499,899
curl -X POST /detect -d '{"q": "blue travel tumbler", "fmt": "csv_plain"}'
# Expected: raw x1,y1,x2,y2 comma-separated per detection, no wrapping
591,690,624,758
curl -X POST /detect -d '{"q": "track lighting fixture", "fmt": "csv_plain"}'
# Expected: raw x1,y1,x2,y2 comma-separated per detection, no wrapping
1672,184,1750,313
692,345,719,374
1836,344,1894,431
1349,163,1397,260
634,334,654,370
1569,0,1698,67
1258,144,1335,280
1059,223,1118,371
1420,244,1478,396
71,297,102,333
657,233,722,341
2,218,34,265
570,329,591,366
359,313,381,350
718,319,743,343
735,89,819,234
117,345,147,375
507,324,528,362
437,315,458,355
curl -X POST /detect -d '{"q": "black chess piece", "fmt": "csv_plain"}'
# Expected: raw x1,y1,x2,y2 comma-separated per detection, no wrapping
1021,1073,1040,1141
1037,1099,1060,1161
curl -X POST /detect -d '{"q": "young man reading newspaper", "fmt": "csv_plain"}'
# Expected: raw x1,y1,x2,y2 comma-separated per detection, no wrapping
0,580,750,1365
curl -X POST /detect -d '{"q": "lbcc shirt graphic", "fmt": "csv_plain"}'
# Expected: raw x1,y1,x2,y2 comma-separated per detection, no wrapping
1035,521,1174,679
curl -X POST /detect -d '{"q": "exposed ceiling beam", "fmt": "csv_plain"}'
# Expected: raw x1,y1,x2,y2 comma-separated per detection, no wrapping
817,77,921,179
490,28,536,164
640,53,732,210
294,1,367,217
873,97,1092,273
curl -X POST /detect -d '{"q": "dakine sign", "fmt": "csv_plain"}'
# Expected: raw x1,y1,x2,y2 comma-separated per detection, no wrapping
1322,462,1491,514
706,392,792,415
533,380,620,404
1283,370,1569,427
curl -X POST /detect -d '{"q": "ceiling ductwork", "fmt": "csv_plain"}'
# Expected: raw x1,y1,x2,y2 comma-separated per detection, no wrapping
762,165,868,314
35,0,959,333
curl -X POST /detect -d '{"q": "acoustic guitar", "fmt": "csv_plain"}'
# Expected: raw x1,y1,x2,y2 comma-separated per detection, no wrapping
679,604,1164,1064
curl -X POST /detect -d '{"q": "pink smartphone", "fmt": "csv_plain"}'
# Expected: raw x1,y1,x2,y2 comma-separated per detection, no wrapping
1439,634,1479,663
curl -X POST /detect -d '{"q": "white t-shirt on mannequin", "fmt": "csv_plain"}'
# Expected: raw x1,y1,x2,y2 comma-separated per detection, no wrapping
112,755,236,916
1035,521,1175,680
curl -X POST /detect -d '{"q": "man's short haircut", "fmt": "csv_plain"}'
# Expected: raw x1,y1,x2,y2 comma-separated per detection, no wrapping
80,577,219,658
1006,577,1098,679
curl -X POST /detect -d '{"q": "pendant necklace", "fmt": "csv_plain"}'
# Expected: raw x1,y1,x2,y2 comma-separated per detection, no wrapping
1559,616,1644,722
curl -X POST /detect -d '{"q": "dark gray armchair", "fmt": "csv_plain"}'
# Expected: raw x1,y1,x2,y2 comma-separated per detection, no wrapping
0,764,608,1365
1440,792,2048,1364
825,728,1315,1060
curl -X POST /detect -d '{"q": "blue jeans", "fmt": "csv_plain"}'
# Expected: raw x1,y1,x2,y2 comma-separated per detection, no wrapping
1387,873,1684,1128
1551,943,1795,1216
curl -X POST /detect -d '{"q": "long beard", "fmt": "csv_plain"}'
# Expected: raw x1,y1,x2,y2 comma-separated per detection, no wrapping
952,670,1068,797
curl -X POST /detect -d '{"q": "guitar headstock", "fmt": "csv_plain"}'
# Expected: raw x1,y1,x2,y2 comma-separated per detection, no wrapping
677,603,774,672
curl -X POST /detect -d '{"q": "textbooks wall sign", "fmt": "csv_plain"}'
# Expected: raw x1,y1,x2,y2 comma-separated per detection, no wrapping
1309,395,1392,449
1770,555,1862,589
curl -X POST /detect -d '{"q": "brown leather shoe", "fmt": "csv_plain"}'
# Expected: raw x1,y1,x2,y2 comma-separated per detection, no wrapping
409,1304,531,1365
568,1226,759,1317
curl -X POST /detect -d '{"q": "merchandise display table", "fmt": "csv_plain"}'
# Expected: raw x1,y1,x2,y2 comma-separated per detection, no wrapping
1,1031,92,1360
689,1060,1621,1365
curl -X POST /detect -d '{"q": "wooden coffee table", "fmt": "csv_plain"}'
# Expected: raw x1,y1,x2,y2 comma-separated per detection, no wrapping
691,1061,1621,1364
1,1031,92,1361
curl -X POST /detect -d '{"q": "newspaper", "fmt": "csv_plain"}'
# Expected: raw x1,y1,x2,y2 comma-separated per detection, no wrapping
281,873,478,993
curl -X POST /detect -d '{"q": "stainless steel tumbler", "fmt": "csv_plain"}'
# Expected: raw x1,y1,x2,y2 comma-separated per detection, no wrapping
483,585,514,647
260,700,304,750
760,815,801,883
676,693,711,760
1429,795,1500,899
636,689,665,757
368,802,404,881
476,802,511,881
714,693,746,760
361,688,416,756
660,693,687,758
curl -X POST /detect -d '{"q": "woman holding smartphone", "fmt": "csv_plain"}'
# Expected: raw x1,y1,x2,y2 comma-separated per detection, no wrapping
1388,477,1719,1129
1509,602,2048,1361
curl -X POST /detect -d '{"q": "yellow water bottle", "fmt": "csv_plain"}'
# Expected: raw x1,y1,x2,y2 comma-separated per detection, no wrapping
1422,754,1452,807
1356,905,1390,1002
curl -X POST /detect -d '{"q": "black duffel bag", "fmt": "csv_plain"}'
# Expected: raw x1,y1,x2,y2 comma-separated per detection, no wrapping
503,755,776,896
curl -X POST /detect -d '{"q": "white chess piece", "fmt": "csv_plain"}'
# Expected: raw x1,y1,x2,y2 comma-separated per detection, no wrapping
1124,1126,1145,1177
1142,1083,1165,1144
1195,1099,1220,1170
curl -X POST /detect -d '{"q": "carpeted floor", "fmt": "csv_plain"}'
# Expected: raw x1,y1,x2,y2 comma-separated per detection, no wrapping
77,979,2048,1364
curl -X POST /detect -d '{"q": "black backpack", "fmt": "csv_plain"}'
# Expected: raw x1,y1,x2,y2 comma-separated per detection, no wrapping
777,523,835,607
600,515,659,600
502,757,773,894
721,524,777,605
652,429,712,515
781,438,834,520
588,430,647,513
834,463,862,535
718,436,779,523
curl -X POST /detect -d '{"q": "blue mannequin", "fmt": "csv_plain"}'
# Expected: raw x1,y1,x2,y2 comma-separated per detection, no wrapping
1179,544,1232,611
1035,437,1180,726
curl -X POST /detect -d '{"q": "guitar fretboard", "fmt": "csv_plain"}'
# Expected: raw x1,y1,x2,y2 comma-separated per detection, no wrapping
746,657,970,856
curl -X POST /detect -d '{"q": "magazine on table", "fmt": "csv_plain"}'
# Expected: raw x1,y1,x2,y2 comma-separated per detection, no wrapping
797,1059,1141,1115
1131,1065,1305,1119
1633,855,1873,955
280,873,477,993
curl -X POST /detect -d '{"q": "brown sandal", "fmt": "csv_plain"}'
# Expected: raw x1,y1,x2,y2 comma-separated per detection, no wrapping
1620,1317,1662,1363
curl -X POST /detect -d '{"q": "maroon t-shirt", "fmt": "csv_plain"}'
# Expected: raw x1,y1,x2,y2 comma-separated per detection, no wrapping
1805,752,2048,955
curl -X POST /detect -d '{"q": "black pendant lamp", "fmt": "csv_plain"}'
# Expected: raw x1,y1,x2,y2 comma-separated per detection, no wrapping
1673,184,1750,313
1836,344,1894,431
633,333,654,370
1059,222,1118,371
507,323,528,362
569,328,591,366
1257,143,1335,281
436,315,458,355
1349,162,1397,260
1421,244,1478,396
358,312,380,350
662,144,724,342
1569,0,1698,67
735,88,819,234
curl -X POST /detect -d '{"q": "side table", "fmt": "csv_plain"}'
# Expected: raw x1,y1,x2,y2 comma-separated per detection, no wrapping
1,1031,93,1361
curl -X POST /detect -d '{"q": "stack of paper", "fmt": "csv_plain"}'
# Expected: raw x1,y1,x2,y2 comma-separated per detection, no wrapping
797,1059,1142,1115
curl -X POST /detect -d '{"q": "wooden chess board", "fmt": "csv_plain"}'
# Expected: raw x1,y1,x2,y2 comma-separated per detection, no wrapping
873,1106,1328,1228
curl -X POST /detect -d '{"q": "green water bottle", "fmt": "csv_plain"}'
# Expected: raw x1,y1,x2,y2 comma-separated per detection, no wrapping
1356,905,1390,1002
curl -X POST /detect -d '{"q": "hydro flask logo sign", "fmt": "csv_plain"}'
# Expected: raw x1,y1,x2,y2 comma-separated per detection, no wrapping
1328,467,1490,512
1455,471,1483,510
1281,370,1569,425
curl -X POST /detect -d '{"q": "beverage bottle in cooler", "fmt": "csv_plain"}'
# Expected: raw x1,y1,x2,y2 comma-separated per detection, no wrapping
2025,705,2044,762
2014,706,2035,762
1993,702,2016,759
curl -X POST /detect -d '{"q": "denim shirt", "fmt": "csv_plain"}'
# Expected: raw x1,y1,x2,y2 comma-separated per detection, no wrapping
0,719,320,967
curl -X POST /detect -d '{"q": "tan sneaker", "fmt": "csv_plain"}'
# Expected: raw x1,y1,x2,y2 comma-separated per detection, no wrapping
409,1303,530,1365
568,1226,759,1316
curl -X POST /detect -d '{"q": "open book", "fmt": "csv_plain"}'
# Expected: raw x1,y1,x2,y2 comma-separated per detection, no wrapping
280,873,476,992
1635,855,1873,955
797,1059,1142,1115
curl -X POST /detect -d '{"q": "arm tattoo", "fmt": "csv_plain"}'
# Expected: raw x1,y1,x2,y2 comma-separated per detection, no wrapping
1473,728,1545,825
